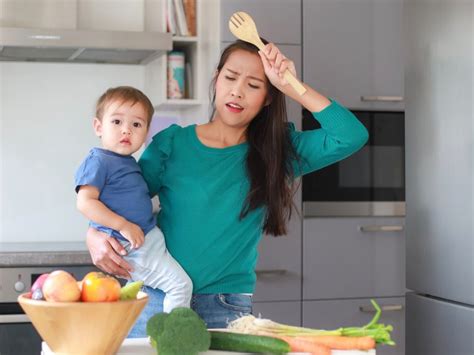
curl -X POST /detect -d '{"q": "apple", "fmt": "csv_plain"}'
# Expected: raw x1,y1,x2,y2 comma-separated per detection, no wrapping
42,270,81,302
31,273,49,293
81,272,121,302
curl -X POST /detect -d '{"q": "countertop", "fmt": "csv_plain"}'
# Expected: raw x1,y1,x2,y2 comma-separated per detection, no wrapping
0,242,93,267
41,339,377,355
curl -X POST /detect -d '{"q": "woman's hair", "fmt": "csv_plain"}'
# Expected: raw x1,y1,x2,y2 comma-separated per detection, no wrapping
96,86,154,128
209,40,299,236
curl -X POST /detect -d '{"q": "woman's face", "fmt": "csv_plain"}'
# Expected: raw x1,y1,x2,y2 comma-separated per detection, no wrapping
214,49,269,129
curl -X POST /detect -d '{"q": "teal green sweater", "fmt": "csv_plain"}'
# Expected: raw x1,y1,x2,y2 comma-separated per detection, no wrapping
139,100,368,294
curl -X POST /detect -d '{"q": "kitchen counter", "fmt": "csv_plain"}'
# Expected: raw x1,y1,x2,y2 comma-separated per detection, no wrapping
41,339,377,354
0,242,93,267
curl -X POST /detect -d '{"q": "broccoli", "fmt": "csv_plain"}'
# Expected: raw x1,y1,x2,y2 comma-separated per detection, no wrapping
146,307,211,355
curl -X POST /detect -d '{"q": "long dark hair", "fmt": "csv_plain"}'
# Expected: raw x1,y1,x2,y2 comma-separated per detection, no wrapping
209,40,299,236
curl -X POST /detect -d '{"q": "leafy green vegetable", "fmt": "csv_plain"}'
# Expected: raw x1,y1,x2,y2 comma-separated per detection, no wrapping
146,307,211,355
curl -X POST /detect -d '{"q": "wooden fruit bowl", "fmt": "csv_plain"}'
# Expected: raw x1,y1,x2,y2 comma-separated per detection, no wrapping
18,291,148,355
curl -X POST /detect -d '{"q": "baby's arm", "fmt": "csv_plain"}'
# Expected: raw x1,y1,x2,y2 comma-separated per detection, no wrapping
76,185,144,249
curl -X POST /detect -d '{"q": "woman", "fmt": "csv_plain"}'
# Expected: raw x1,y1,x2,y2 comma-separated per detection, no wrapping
86,40,368,336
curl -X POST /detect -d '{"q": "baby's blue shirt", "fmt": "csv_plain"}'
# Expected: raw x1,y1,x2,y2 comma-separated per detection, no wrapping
75,147,155,240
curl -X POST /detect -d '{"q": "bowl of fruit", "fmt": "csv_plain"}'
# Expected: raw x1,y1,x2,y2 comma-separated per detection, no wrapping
18,270,147,355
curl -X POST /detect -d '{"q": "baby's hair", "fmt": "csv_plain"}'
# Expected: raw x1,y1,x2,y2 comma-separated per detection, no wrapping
96,86,154,128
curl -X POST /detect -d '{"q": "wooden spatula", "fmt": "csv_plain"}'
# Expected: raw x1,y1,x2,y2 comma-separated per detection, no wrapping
229,11,307,96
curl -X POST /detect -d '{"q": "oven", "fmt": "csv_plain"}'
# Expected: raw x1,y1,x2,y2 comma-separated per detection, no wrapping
0,265,98,355
302,109,405,217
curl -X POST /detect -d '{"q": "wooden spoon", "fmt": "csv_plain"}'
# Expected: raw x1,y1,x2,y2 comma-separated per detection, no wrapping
229,11,307,96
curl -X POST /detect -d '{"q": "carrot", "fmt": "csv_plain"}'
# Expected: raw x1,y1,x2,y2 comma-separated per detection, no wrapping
278,336,331,355
280,335,375,351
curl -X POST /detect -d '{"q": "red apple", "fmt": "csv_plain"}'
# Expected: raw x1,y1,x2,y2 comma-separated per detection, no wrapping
31,273,49,293
42,270,81,302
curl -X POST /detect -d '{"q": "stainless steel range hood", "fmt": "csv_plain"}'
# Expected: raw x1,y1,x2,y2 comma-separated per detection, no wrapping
0,27,173,64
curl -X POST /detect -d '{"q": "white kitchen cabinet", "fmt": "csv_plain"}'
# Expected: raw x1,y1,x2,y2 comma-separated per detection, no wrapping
220,0,301,45
303,0,404,111
253,301,301,326
303,217,406,300
77,0,145,31
303,297,405,355
0,0,77,29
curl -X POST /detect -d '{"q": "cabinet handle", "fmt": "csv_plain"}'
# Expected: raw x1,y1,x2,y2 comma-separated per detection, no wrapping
360,96,404,102
0,314,31,324
256,269,288,277
359,225,404,233
359,304,404,313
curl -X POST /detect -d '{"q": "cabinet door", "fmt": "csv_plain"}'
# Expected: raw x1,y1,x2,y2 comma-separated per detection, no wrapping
303,217,405,299
253,301,301,326
303,0,372,110
371,0,404,110
303,297,405,355
0,0,77,29
77,0,145,31
220,0,301,44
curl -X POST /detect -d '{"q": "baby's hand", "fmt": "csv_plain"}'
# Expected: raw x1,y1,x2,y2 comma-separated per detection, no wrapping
119,221,145,249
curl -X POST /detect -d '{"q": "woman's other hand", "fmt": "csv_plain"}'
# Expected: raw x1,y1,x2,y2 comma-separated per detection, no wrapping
86,227,133,279
258,43,298,94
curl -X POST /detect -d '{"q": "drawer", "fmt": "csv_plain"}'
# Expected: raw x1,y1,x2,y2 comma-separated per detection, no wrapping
303,217,405,299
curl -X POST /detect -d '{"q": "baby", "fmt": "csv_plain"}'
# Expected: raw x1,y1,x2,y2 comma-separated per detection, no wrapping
75,86,192,312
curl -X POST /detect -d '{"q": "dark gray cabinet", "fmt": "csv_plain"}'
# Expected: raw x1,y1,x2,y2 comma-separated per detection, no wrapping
303,217,405,300
303,297,405,355
220,0,301,44
303,0,404,111
253,301,301,326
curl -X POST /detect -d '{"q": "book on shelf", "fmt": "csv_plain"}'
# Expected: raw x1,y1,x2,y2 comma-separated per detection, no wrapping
182,0,196,36
166,0,177,35
173,0,189,36
166,0,196,37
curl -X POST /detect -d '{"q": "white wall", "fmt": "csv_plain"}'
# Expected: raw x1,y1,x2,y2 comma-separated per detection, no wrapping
0,62,146,243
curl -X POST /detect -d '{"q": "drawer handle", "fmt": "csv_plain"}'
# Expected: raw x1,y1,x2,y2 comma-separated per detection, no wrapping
359,225,404,233
359,304,404,313
360,95,404,102
256,269,288,277
0,314,31,324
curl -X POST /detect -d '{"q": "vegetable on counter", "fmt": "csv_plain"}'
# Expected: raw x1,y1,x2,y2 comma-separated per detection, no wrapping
146,307,211,355
209,330,291,354
228,299,395,352
279,335,374,353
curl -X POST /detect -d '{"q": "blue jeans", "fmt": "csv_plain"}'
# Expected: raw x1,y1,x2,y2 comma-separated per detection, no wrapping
128,286,253,338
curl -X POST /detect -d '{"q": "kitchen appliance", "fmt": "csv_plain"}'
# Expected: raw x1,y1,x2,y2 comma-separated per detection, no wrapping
0,26,172,64
404,1,474,354
0,265,98,355
302,109,405,217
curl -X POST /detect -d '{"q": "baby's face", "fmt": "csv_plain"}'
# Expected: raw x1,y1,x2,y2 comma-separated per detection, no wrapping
94,100,149,156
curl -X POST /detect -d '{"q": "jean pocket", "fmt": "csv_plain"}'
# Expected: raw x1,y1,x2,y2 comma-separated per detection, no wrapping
216,294,253,314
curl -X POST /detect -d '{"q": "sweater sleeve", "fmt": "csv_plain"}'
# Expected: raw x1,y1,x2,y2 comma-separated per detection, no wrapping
291,100,369,177
138,124,180,196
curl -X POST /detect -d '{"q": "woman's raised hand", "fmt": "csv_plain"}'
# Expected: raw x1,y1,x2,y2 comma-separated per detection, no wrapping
258,43,298,93
86,227,133,279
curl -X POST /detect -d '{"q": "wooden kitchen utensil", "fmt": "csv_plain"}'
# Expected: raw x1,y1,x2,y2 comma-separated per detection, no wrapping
229,11,307,96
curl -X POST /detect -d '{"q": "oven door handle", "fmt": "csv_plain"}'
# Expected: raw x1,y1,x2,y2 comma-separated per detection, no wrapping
0,314,31,324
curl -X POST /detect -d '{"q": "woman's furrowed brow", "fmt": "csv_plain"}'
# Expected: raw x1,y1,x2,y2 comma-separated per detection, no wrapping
226,68,265,83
